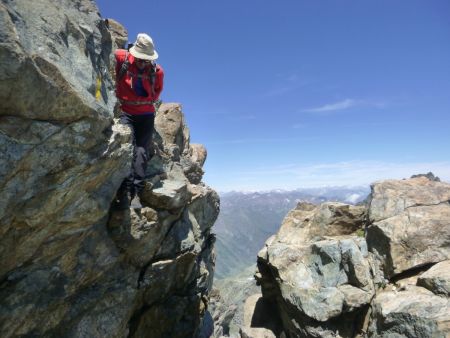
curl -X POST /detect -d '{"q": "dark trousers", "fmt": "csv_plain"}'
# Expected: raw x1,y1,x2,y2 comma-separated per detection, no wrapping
119,112,155,195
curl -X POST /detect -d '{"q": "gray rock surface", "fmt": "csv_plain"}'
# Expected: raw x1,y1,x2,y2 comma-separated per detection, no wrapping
240,327,276,338
367,176,450,278
417,260,450,296
240,294,280,337
210,265,262,338
368,286,450,338
0,1,219,337
256,202,371,337
276,202,365,244
105,18,128,49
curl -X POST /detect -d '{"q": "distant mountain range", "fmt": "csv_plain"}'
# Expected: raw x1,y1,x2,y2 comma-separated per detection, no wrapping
214,186,370,279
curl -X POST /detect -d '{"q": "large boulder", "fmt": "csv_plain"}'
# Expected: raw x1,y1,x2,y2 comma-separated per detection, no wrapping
256,202,372,337
366,176,450,278
417,260,450,296
368,285,450,337
275,202,365,244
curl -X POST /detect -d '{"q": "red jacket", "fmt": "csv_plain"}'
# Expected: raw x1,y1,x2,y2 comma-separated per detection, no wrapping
115,49,164,114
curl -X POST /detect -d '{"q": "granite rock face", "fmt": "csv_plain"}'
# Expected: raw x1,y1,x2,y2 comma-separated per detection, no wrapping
0,1,219,337
255,176,450,338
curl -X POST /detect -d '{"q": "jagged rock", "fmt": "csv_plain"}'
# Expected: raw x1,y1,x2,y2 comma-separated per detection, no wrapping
258,237,374,323
209,297,238,338
240,327,277,338
254,177,450,338
151,103,208,184
182,143,207,184
0,3,133,336
191,143,208,167
209,266,263,338
107,112,220,336
240,294,281,337
0,1,220,337
417,260,450,296
189,184,221,233
104,17,127,116
368,285,450,337
368,176,450,223
252,177,450,338
0,0,116,120
141,252,198,305
275,202,365,245
140,179,191,212
155,103,189,158
366,176,450,278
411,172,441,182
105,18,128,49
256,200,373,337
0,0,128,281
154,208,201,259
107,206,172,268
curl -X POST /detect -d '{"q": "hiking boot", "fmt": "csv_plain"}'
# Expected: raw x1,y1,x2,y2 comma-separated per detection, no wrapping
112,190,131,210
130,194,143,209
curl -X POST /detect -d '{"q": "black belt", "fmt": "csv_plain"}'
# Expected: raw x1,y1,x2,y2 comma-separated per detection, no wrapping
119,99,156,106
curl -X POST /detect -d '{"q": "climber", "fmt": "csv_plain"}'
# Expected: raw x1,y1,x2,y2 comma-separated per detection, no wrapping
113,33,164,209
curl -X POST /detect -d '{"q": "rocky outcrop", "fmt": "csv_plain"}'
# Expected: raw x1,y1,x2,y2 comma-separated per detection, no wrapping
124,88,218,337
255,176,450,338
368,286,450,337
366,176,450,278
417,260,450,296
256,202,371,337
0,1,219,337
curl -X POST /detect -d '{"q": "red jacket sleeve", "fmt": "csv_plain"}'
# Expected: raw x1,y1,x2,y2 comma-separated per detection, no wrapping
154,65,164,100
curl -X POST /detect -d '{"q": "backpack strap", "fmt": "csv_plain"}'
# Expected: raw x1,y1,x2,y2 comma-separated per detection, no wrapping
117,51,130,81
148,61,157,96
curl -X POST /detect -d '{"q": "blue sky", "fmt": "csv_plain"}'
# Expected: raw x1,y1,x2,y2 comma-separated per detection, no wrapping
96,0,450,191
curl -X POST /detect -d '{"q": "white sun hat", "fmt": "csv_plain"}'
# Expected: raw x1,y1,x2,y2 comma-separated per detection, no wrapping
129,33,158,60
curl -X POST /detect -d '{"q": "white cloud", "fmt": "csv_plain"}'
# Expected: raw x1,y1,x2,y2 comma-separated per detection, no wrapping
301,98,389,114
302,99,358,113
204,160,450,192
